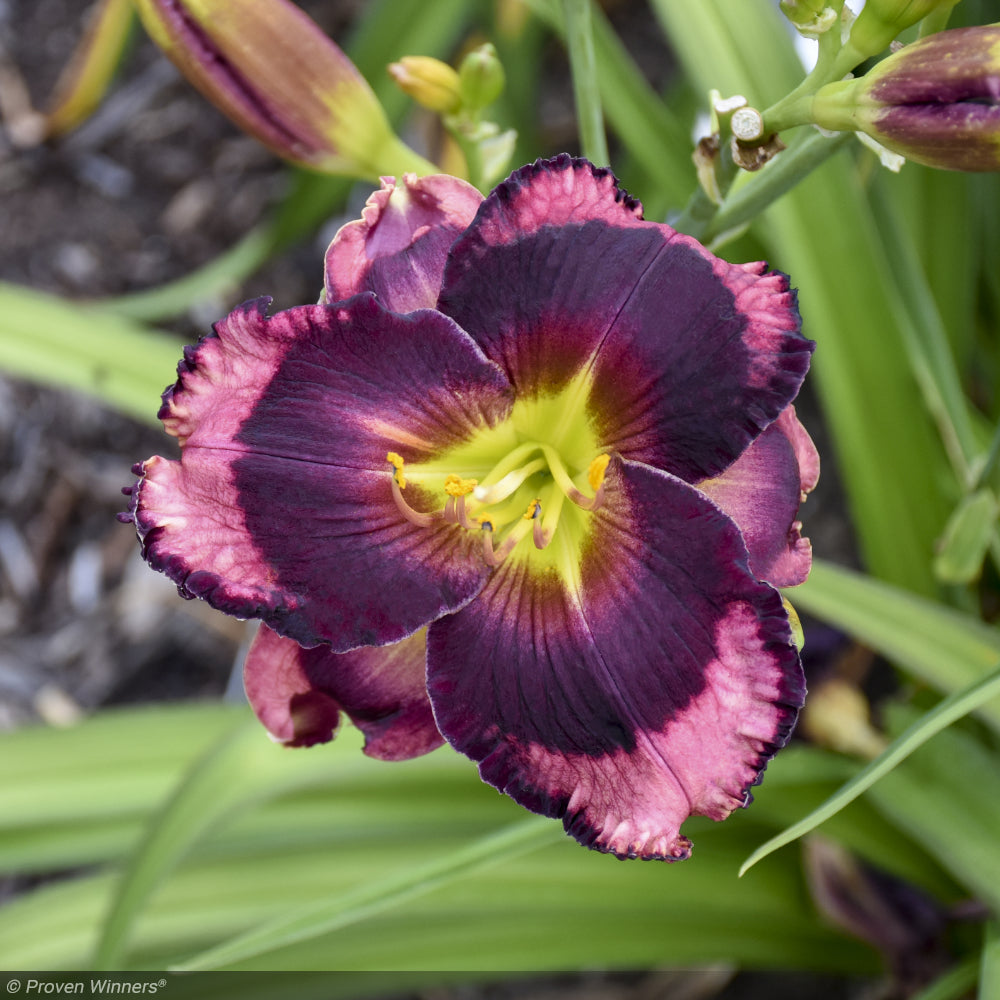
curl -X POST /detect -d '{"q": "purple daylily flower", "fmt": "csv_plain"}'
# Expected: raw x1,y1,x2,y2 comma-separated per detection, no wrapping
122,156,817,861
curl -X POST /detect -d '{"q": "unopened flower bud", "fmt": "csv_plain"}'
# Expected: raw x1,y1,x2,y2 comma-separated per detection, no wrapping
388,56,462,114
842,0,962,67
779,0,840,38
810,25,1000,171
458,43,506,112
132,0,433,178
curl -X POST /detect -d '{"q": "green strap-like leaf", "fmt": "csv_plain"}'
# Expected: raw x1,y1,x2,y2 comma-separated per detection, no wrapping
791,560,1000,731
739,660,1000,876
174,816,562,971
0,282,185,424
92,714,348,969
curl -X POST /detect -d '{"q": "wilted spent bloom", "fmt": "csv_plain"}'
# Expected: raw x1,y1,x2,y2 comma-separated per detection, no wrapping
121,156,817,862
810,25,1000,171
132,0,433,178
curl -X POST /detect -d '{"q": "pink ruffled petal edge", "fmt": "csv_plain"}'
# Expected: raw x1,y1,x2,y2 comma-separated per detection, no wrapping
427,459,803,860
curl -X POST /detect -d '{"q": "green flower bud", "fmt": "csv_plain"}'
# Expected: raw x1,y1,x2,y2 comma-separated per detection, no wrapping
388,56,463,115
779,0,841,38
838,0,962,71
458,43,506,113
132,0,434,178
810,25,1000,171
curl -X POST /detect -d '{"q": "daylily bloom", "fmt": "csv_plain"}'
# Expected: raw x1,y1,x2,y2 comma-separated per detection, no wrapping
812,25,1000,171
122,156,817,861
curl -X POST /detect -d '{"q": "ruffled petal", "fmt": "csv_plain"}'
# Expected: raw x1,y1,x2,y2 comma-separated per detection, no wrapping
427,459,804,860
244,624,442,759
325,173,483,312
126,294,512,650
698,405,819,588
438,155,813,481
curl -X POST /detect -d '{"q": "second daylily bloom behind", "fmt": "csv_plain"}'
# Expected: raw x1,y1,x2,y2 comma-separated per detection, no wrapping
123,156,818,861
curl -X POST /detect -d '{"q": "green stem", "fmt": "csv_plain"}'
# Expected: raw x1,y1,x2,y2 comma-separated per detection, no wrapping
707,130,852,243
675,129,852,244
761,20,843,133
562,0,609,165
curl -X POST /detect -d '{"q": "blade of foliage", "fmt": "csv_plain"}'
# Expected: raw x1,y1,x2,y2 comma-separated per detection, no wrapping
91,715,351,969
0,703,243,832
740,660,1000,876
910,958,980,1000
869,174,981,478
791,560,1000,731
0,282,184,424
0,708,878,974
649,0,803,109
522,0,693,208
0,815,876,975
889,169,977,380
764,163,954,594
741,750,961,902
933,488,999,585
982,923,1000,1000
561,0,609,165
175,817,562,971
865,708,1000,914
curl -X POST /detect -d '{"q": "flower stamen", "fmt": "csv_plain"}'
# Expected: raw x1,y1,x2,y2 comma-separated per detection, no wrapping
388,445,608,562
387,452,440,528
480,505,537,566
524,497,550,550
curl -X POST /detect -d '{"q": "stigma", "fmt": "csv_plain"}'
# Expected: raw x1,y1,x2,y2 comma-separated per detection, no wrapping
385,445,610,567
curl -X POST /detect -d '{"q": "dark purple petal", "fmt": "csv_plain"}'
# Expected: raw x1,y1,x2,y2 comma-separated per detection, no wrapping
244,624,442,759
866,26,1000,107
873,103,1000,172
439,155,813,481
324,173,483,312
427,459,804,860
697,405,819,588
128,294,512,650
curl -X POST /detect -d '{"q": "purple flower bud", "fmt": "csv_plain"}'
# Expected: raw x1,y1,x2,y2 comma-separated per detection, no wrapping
132,0,435,178
811,25,1000,171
